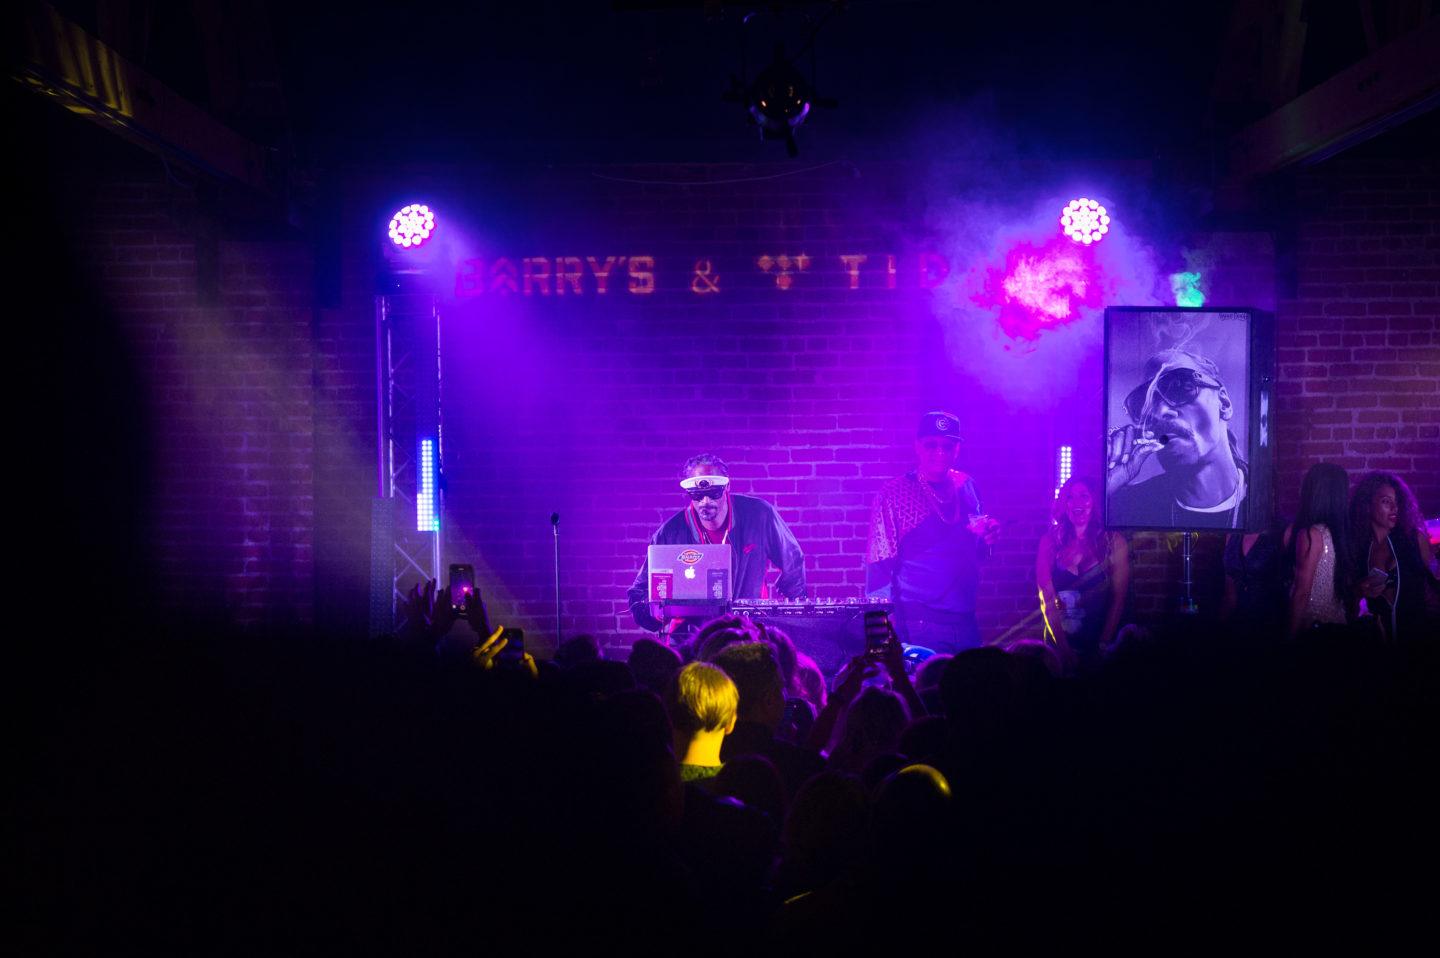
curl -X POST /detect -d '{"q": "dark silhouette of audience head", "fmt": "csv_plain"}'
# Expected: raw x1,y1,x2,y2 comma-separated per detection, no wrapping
712,641,787,731
939,647,1018,742
827,687,910,776
628,637,683,694
914,653,953,715
554,633,602,669
715,754,785,823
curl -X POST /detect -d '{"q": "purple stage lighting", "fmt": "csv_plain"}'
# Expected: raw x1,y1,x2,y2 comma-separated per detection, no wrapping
417,437,439,532
1060,198,1110,245
1054,444,1073,499
389,204,437,249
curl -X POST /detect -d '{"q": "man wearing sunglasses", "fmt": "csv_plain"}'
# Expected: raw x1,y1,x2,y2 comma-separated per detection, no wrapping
867,411,1002,654
627,453,807,635
1107,349,1247,528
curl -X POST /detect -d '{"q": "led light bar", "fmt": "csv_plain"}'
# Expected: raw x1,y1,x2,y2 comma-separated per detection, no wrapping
417,437,440,532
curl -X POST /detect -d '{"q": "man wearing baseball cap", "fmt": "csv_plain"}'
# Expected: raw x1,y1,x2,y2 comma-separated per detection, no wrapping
1106,349,1247,529
627,453,807,635
867,412,1001,653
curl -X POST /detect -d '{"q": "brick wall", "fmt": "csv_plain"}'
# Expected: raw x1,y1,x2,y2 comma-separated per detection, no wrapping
373,161,1151,653
56,120,318,630
50,115,1436,647
1275,157,1440,518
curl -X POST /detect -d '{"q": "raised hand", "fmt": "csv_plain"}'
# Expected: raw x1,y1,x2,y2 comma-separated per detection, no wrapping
398,578,457,645
472,625,508,669
462,589,493,638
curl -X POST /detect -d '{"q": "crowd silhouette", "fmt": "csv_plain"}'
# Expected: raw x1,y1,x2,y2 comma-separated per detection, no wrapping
32,470,1439,952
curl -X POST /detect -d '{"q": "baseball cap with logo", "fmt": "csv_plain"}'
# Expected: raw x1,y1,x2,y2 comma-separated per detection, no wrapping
916,411,963,441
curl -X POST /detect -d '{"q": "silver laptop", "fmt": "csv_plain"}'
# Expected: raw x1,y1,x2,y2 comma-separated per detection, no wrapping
647,544,733,608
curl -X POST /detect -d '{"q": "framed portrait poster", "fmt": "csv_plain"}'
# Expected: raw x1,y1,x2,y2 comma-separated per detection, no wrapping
1104,307,1274,532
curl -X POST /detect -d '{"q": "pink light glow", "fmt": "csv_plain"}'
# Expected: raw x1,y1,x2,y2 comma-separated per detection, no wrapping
974,236,1105,340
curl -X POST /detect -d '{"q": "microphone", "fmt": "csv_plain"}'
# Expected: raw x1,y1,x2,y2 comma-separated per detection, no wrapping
550,512,560,525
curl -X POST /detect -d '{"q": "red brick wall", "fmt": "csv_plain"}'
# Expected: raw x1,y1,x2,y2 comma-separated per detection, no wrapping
53,130,1436,647
1275,157,1440,518
64,147,318,629
378,163,1070,654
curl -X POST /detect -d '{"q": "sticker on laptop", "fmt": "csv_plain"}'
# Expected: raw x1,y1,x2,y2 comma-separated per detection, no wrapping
708,568,729,600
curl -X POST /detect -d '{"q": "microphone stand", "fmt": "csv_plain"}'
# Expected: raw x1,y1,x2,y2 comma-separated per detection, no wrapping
550,512,562,648
1179,531,1199,615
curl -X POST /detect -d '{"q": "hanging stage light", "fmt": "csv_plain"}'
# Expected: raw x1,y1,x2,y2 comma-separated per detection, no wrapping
725,40,837,158
1060,198,1110,245
747,49,813,157
388,204,437,249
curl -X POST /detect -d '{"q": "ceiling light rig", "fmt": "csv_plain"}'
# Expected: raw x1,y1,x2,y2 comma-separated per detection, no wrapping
724,6,842,158
728,43,834,157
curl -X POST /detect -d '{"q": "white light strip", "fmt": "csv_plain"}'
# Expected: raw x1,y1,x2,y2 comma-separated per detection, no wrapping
417,438,439,531
1055,444,1073,499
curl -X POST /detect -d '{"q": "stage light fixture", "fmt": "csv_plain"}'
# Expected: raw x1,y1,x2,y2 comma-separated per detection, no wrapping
748,53,811,155
417,437,440,532
1055,445,1073,500
388,204,436,249
725,41,836,158
1060,198,1109,245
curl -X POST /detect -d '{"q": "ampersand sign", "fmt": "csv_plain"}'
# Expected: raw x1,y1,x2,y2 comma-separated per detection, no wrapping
691,258,720,294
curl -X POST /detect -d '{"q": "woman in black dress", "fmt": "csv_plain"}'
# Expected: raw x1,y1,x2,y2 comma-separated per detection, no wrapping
1036,477,1130,668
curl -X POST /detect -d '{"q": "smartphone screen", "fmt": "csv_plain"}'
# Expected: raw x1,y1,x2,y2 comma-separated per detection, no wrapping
448,564,475,611
863,609,891,655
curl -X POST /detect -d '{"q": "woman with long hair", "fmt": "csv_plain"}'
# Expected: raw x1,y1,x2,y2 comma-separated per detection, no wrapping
1349,471,1439,643
1284,462,1352,638
1036,477,1129,667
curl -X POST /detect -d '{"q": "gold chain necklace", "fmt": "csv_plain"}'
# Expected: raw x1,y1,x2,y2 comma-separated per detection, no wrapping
918,473,962,524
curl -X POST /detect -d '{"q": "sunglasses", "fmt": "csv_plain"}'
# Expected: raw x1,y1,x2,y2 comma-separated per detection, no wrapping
1124,368,1222,423
686,487,726,502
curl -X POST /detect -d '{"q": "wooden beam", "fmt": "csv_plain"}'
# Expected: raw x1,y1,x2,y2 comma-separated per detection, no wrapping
1228,15,1440,179
15,2,272,194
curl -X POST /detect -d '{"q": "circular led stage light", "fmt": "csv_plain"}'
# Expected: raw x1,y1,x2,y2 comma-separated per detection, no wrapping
1060,198,1110,245
388,204,436,248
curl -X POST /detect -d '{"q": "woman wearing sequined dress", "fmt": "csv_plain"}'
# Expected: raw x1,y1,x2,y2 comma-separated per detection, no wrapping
1285,463,1352,639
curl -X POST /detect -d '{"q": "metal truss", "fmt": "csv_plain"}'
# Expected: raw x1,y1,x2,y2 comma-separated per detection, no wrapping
374,288,444,635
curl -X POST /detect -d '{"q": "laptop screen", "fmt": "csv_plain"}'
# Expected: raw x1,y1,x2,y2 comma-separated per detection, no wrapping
647,544,732,603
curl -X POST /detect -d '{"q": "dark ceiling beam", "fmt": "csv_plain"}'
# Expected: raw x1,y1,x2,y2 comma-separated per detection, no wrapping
1227,14,1440,180
14,2,273,195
